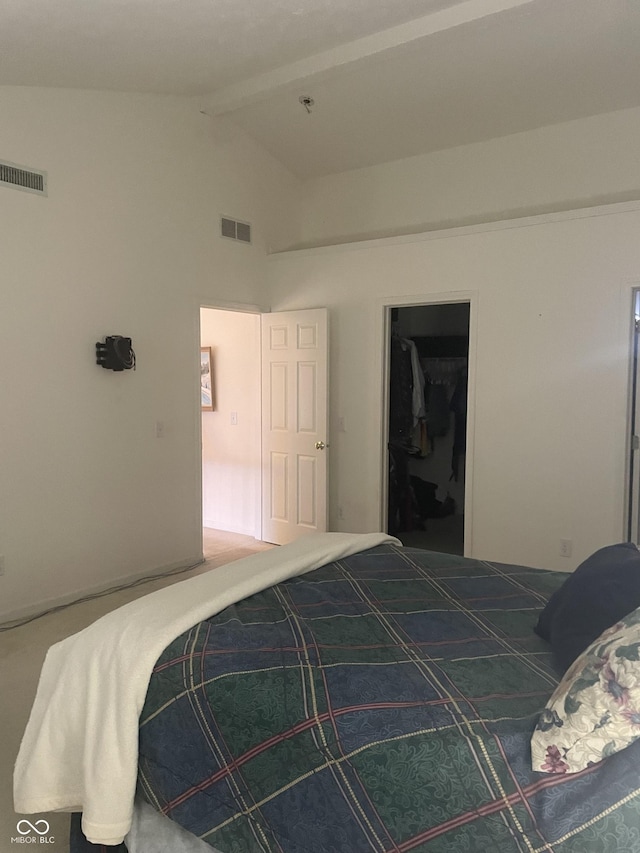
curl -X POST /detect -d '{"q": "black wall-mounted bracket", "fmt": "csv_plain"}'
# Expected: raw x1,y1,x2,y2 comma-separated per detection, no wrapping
96,336,136,371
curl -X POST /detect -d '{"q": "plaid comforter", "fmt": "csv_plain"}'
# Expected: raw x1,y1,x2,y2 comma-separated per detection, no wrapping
136,544,640,852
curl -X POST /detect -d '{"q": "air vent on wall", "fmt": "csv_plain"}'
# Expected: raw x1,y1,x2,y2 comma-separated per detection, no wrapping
221,216,251,244
0,159,47,196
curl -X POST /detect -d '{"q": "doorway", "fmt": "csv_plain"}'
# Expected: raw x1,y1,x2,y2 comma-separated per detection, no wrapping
198,304,330,550
200,306,261,542
386,301,471,556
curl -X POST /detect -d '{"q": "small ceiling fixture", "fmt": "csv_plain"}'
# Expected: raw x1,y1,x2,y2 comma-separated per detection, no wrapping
299,95,314,114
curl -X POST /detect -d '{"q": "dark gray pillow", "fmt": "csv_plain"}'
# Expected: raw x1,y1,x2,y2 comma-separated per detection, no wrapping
534,542,640,672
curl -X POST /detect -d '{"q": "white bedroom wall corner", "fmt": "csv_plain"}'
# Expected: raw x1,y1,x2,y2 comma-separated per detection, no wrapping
0,86,301,620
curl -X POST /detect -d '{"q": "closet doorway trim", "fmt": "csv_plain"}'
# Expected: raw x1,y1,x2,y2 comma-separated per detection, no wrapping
377,290,478,557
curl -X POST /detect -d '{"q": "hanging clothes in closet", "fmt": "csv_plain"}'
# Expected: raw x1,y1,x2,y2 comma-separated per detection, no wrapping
421,356,468,481
389,336,426,447
449,371,467,482
388,335,428,534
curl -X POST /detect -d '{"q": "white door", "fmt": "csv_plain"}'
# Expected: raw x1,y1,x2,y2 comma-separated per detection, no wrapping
261,309,329,545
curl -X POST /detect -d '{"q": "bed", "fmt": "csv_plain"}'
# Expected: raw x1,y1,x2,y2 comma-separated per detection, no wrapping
61,540,640,851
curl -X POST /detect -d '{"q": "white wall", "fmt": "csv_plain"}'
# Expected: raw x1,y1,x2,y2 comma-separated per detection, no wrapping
268,203,640,572
200,308,261,536
4,87,639,618
0,86,300,620
295,106,640,249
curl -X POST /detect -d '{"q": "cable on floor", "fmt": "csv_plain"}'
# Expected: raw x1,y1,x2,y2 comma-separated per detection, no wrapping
0,559,205,632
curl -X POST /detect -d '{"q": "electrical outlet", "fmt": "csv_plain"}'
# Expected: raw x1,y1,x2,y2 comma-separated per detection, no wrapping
337,506,344,520
559,539,572,558
155,420,165,438
0,555,5,576
338,417,346,432
230,412,238,425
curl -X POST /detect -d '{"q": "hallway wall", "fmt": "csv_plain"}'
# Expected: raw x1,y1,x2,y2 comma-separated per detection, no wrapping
200,309,261,536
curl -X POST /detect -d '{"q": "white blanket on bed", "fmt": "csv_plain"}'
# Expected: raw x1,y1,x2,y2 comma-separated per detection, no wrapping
14,532,398,845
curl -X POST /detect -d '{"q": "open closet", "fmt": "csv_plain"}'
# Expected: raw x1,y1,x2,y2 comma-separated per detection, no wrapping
387,302,470,555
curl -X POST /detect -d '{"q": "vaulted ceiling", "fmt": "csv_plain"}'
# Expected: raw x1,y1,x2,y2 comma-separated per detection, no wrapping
3,0,640,177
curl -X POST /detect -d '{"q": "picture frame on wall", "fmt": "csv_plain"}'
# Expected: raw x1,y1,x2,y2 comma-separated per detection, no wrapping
201,347,214,411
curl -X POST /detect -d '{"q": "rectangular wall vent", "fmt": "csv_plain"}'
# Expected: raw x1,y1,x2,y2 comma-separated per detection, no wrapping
0,159,47,196
221,216,251,244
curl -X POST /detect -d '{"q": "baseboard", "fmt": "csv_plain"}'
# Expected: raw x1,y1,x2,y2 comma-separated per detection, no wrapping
0,553,204,626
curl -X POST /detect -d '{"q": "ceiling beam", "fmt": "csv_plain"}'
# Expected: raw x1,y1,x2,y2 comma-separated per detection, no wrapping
199,0,538,116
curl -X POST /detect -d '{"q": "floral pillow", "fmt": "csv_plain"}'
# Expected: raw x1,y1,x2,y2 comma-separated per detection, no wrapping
531,605,640,774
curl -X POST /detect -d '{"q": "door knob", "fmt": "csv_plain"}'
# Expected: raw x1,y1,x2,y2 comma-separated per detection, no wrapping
315,441,326,450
